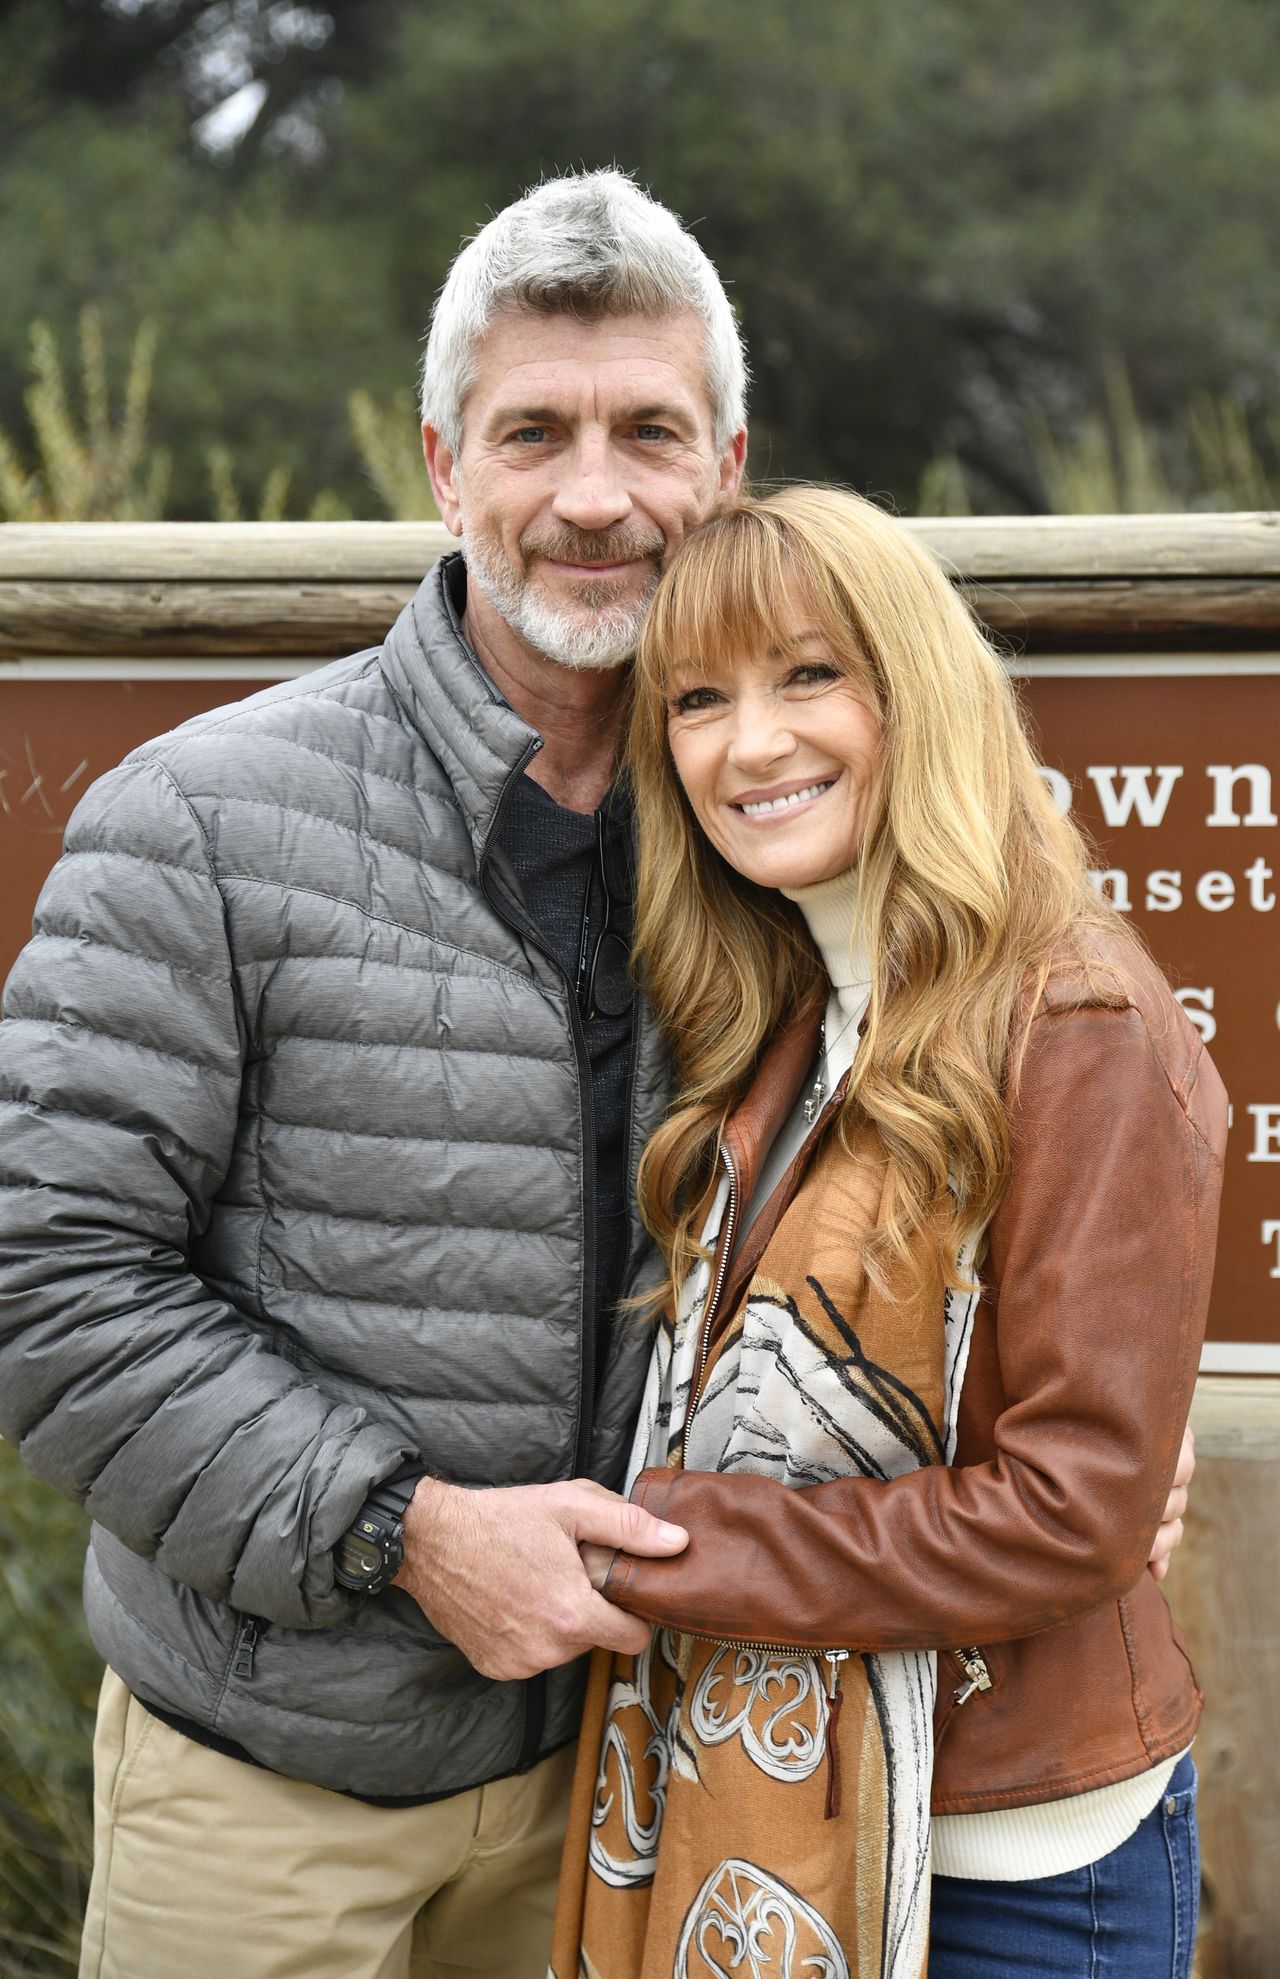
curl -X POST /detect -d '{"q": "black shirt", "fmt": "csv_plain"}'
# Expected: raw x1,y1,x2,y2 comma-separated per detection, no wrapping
498,774,635,1359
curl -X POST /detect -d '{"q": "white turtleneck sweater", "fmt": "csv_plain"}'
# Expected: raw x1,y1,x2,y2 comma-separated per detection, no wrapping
733,868,1182,1882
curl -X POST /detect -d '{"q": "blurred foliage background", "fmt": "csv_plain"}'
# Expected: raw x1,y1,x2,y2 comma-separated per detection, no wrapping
1,0,1280,522
2,0,1280,1966
0,1447,96,1972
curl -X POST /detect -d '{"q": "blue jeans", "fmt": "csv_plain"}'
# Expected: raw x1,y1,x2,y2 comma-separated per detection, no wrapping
929,1755,1199,1979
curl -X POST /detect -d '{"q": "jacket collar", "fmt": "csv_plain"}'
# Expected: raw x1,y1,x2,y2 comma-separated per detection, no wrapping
378,552,541,867
722,1000,824,1213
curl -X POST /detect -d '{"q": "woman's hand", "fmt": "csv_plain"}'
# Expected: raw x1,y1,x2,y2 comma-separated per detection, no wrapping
1148,1425,1195,1582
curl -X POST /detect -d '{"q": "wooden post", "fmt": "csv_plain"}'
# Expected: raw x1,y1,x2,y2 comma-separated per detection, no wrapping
1169,1378,1280,1979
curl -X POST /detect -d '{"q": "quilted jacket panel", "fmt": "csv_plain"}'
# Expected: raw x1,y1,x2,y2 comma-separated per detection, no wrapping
0,556,668,1797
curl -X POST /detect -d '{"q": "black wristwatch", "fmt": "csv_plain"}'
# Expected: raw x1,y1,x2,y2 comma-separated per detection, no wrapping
333,1472,423,1595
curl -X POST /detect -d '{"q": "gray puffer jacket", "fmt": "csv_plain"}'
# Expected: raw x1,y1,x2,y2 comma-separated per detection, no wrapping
0,554,669,1799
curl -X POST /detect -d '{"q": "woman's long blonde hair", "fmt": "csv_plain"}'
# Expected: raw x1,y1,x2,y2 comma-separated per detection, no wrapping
629,485,1133,1299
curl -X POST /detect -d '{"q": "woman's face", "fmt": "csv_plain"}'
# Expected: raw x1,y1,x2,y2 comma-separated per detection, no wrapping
664,585,883,892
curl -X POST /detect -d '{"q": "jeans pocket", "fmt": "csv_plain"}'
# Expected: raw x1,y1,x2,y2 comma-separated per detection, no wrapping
1160,1756,1199,1979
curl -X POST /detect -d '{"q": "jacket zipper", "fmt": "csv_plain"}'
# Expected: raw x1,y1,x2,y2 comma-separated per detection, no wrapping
478,738,597,1773
479,738,600,1470
231,1614,264,1681
951,1645,993,1706
611,999,648,1371
681,1145,739,1467
679,1062,848,1467
685,1628,850,1818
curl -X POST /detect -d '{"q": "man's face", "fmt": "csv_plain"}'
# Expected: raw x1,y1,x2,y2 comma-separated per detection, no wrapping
424,308,747,670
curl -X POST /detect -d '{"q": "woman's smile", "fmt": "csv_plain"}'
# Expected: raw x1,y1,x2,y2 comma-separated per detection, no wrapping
732,776,837,819
665,592,881,890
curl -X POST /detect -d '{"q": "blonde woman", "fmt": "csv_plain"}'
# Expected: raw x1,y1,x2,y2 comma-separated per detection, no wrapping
549,487,1224,1979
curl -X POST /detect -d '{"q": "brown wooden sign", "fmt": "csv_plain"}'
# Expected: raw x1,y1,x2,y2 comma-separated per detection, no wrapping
1,667,297,989
1,637,1276,1368
1018,657,1279,1368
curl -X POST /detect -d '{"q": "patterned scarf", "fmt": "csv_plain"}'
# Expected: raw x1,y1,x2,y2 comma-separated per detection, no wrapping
550,1114,979,1979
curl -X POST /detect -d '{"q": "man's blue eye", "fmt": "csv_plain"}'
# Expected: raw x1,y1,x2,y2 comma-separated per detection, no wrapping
514,428,547,443
635,425,668,441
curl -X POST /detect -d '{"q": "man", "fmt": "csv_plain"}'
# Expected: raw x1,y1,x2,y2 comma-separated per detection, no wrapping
0,170,1189,1979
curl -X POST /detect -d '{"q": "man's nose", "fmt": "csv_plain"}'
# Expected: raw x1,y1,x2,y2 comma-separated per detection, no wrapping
551,434,633,531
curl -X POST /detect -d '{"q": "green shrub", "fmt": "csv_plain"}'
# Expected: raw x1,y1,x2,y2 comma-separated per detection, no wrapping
0,1442,97,1975
0,309,169,523
918,361,1280,514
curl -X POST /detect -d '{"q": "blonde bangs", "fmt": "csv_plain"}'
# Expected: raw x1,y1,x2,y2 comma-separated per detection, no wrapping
637,502,877,704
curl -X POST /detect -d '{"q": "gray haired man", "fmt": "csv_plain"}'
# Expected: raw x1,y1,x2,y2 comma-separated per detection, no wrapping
0,169,744,1979
0,170,1190,1979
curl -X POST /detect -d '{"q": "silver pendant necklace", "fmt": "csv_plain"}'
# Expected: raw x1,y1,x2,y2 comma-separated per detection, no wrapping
802,1004,868,1126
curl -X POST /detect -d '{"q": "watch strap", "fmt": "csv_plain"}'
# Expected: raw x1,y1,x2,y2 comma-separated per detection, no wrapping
363,1472,423,1524
334,1469,426,1594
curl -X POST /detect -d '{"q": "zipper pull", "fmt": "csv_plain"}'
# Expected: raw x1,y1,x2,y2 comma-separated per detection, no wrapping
232,1616,261,1681
822,1652,848,1820
952,1646,992,1706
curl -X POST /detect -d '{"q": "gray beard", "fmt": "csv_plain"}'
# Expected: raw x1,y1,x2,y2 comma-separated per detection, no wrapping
462,528,659,672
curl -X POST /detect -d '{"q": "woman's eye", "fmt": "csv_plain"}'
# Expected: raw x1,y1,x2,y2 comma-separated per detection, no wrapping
789,663,839,688
669,687,722,715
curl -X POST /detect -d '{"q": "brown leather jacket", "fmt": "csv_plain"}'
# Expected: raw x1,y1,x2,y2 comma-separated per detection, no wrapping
604,933,1228,1814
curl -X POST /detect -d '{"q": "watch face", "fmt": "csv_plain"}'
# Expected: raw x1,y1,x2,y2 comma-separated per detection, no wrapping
337,1531,385,1580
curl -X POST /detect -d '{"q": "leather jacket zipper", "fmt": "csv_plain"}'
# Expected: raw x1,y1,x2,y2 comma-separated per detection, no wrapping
951,1645,993,1706
684,1628,850,1818
681,1146,739,1467
680,1067,845,1468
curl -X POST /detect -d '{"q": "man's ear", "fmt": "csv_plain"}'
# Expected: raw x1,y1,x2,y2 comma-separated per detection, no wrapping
719,427,748,495
422,424,463,537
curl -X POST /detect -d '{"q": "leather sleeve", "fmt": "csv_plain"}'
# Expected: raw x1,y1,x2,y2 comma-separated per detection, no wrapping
603,999,1227,1652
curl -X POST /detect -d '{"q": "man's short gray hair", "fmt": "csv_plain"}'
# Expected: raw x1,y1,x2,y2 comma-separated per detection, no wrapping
420,169,748,453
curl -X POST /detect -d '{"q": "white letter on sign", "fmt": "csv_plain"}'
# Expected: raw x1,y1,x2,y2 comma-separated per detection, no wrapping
1205,764,1277,827
1087,766,1183,828
1264,1223,1280,1278
1174,987,1215,1045
1196,871,1235,911
1146,871,1183,912
1089,869,1132,912
1038,766,1073,816
1246,1106,1280,1162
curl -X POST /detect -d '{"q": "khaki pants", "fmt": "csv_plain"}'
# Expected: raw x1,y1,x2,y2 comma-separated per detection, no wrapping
80,1669,574,1979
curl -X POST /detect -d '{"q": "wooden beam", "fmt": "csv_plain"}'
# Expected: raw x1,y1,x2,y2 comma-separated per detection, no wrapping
0,581,420,658
4,573,1278,658
914,511,1280,579
2,512,1278,582
965,577,1280,647
0,523,455,582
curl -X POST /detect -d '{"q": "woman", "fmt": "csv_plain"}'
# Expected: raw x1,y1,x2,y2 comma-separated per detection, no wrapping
549,487,1224,1979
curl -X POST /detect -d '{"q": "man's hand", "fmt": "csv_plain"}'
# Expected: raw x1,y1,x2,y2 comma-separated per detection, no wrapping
1148,1425,1195,1582
392,1476,687,1680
